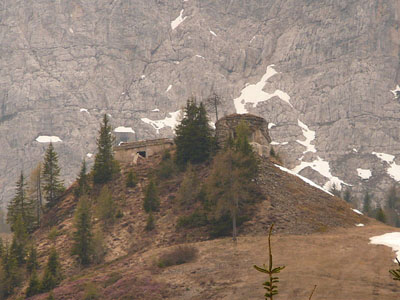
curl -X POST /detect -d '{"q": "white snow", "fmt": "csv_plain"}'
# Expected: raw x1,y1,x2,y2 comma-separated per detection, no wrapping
174,61,180,65
86,153,93,158
152,108,160,112
391,85,400,97
114,126,135,134
209,30,217,37
353,148,358,153
141,110,181,134
36,136,62,143
80,108,89,114
250,36,256,43
195,55,205,59
69,28,74,34
141,75,146,79
370,232,400,261
372,152,400,181
356,223,365,227
268,123,276,129
296,120,316,154
274,164,334,196
357,168,372,180
352,208,363,215
233,65,292,114
270,141,288,146
171,9,187,30
292,156,348,191
166,85,172,93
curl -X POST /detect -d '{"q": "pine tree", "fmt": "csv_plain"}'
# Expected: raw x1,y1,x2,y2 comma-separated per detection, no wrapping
42,143,65,208
93,114,119,184
7,172,35,232
363,192,371,214
176,164,200,207
143,179,159,213
205,92,222,121
26,269,40,297
26,245,39,274
387,185,399,209
206,122,258,241
126,170,137,188
175,99,214,167
1,241,21,296
375,207,387,223
28,163,43,227
10,214,28,265
75,159,90,197
72,196,93,266
0,237,3,258
40,247,61,292
145,213,155,231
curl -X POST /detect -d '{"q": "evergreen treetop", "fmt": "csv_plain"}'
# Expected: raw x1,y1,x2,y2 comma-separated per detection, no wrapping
174,99,214,167
75,159,90,197
93,114,119,184
143,179,159,213
42,143,65,208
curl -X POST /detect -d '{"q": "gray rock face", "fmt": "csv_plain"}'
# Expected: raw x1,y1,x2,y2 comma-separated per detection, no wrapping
1,0,400,208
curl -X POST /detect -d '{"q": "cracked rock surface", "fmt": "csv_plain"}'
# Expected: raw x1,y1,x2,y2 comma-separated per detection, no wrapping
1,0,400,206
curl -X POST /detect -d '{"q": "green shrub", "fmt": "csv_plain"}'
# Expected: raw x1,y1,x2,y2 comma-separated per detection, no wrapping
126,170,137,188
157,246,198,268
176,210,208,229
115,210,123,219
143,180,159,213
103,272,123,288
156,158,178,180
96,186,116,225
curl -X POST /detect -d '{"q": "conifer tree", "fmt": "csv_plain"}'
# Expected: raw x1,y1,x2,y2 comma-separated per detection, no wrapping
93,114,119,184
26,245,39,274
145,212,155,231
72,196,93,266
28,163,43,227
126,170,137,188
175,99,214,167
7,172,35,232
40,247,62,292
42,143,65,208
206,121,258,240
1,241,21,296
75,159,90,197
26,270,40,297
10,214,28,265
143,179,159,213
0,237,3,258
363,192,371,214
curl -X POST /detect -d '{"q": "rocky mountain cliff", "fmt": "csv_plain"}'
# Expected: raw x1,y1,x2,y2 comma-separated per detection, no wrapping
1,0,400,207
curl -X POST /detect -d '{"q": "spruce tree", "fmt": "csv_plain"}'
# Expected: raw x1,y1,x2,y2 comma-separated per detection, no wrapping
126,170,137,188
96,186,116,226
40,247,61,292
143,179,159,213
42,143,65,208
28,163,43,227
75,159,90,197
363,192,371,214
175,99,214,167
26,245,39,274
72,196,93,266
26,270,40,297
10,214,28,265
93,114,119,184
7,172,35,232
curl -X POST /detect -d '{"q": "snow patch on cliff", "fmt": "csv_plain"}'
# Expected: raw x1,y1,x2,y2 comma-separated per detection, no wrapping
391,85,400,98
114,126,135,134
36,136,62,143
275,164,333,196
166,85,172,93
292,156,347,191
141,110,181,134
357,168,372,180
372,152,400,181
209,30,217,37
296,120,316,154
171,10,187,30
80,108,89,113
233,65,292,114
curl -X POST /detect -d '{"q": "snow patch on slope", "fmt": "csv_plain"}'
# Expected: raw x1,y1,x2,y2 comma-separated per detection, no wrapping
391,85,400,98
352,208,363,215
292,156,348,190
372,152,400,181
370,232,400,261
36,136,62,143
114,126,135,134
296,120,316,154
166,85,172,93
171,10,187,30
141,110,181,134
80,108,89,114
357,168,372,180
275,164,334,196
233,65,292,114
209,30,217,37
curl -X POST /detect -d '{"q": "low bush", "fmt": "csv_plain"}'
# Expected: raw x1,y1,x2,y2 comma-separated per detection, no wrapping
103,272,123,288
157,245,198,268
176,210,208,229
